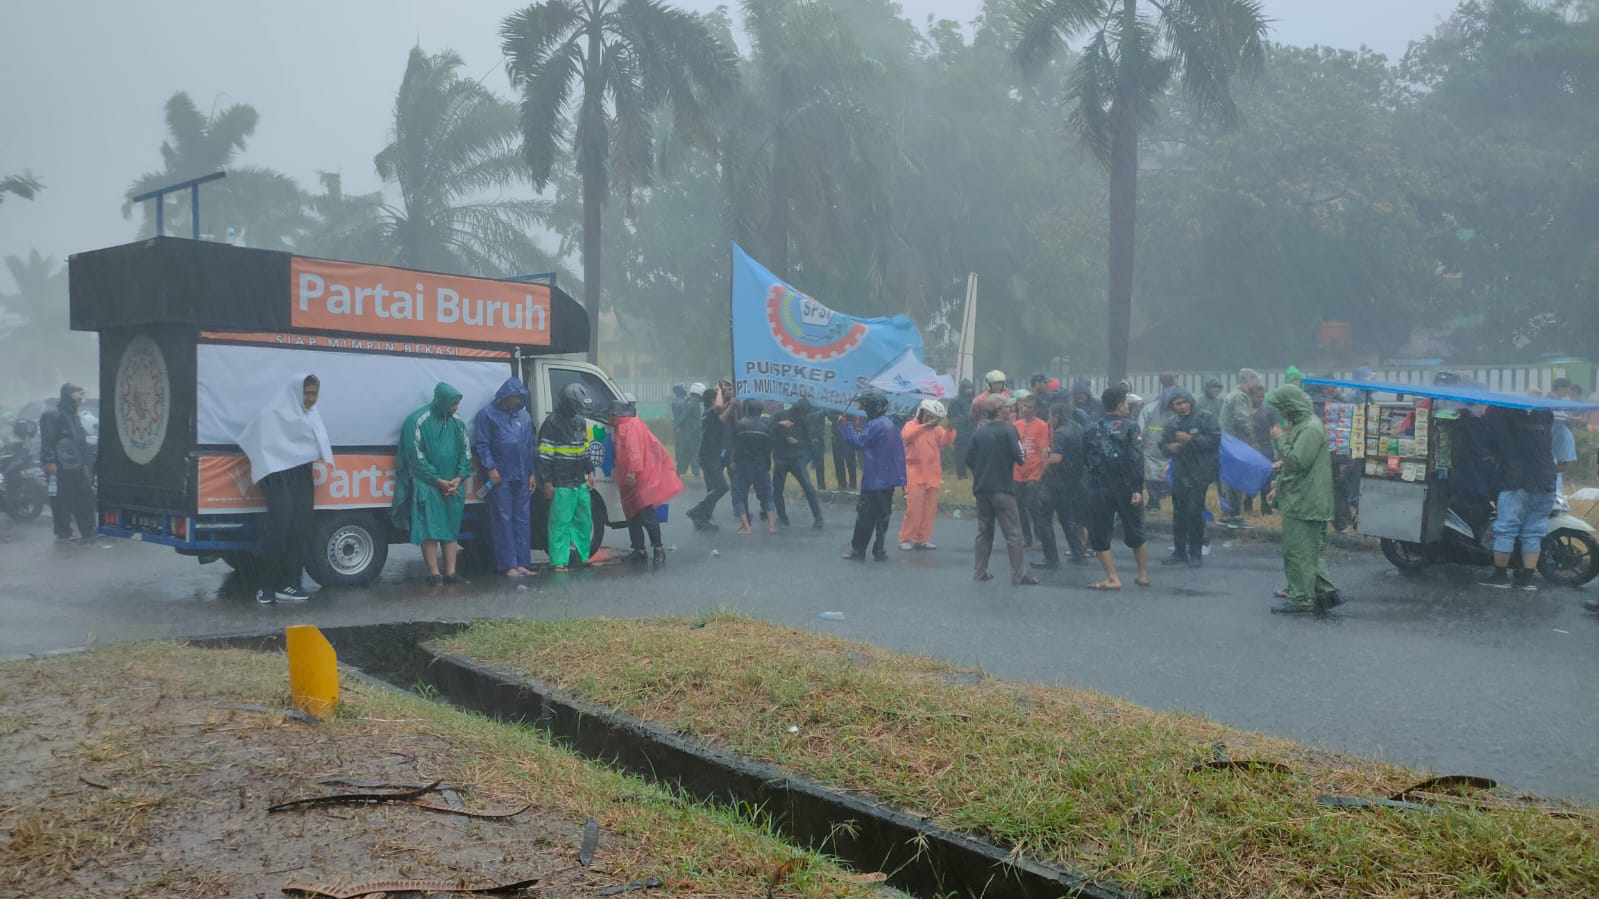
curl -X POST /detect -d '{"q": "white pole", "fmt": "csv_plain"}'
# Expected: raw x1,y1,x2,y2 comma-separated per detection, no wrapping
956,273,978,387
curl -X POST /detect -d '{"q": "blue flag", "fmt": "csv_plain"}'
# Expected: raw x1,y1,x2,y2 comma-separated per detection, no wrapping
731,244,925,413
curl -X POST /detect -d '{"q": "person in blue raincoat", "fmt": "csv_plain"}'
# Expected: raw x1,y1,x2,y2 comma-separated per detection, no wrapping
475,377,536,578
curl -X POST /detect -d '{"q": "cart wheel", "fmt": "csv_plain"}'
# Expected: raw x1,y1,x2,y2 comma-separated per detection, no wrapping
1380,538,1430,573
306,512,390,588
1538,529,1599,587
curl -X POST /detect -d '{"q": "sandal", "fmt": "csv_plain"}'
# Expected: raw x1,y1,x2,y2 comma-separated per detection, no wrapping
1087,581,1122,591
1135,576,1151,588
1273,588,1290,599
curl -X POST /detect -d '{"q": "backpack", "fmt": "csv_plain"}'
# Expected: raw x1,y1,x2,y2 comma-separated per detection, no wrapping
1088,419,1125,468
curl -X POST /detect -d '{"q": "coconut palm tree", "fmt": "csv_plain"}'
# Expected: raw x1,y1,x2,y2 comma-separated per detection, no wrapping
1,170,41,207
500,0,738,362
1013,0,1268,379
300,173,388,264
123,93,305,249
373,47,549,276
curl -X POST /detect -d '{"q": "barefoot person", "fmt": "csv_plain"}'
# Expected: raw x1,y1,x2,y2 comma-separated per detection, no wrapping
474,377,537,579
237,374,333,604
396,383,472,587
730,398,778,536
1083,385,1150,590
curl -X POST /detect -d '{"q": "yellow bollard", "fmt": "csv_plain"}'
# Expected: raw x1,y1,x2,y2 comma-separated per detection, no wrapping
285,625,339,720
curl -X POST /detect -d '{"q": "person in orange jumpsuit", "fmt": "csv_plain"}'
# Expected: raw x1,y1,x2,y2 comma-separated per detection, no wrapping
898,398,955,551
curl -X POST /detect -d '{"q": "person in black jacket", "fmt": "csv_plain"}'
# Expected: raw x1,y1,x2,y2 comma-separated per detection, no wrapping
39,382,96,542
965,395,1036,585
1041,401,1090,566
771,397,825,528
687,384,733,530
805,402,830,491
1084,385,1149,589
1160,389,1222,567
730,398,778,535
830,415,858,490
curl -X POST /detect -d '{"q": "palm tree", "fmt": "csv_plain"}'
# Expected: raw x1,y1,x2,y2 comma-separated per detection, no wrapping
725,0,888,284
124,93,305,249
1,170,41,207
373,47,549,276
300,173,388,264
1013,0,1268,379
501,0,738,363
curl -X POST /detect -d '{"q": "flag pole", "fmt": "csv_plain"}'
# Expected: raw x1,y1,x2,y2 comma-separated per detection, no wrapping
956,272,978,387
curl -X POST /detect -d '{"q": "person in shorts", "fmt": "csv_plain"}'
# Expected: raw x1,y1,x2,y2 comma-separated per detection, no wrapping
1082,386,1149,590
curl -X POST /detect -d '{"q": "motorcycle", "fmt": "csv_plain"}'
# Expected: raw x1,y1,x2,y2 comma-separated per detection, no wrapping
0,419,48,522
1380,495,1599,587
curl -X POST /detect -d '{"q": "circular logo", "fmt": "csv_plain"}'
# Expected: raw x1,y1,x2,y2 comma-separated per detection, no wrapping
115,335,170,465
765,285,867,361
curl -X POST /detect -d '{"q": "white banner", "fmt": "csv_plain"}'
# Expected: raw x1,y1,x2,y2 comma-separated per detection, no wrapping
197,344,511,448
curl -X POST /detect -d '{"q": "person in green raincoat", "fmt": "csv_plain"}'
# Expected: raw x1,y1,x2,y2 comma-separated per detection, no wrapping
1266,384,1341,615
393,383,472,586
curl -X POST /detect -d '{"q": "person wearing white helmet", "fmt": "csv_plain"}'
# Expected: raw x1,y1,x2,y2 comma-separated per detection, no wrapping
972,370,1013,427
898,397,955,550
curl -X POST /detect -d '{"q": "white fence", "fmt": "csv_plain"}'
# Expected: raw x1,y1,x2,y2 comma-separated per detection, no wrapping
622,364,1596,407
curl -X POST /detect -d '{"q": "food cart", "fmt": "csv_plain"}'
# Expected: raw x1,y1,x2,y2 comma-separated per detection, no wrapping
1301,376,1599,586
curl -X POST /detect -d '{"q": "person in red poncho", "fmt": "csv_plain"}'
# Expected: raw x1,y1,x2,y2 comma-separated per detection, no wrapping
611,394,684,563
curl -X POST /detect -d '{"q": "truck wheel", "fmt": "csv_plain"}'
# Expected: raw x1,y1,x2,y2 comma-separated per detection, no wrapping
1380,538,1429,574
1539,529,1599,587
307,512,389,588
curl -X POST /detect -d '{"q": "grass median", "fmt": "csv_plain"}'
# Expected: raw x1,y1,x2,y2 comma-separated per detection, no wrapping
0,643,875,898
442,616,1599,898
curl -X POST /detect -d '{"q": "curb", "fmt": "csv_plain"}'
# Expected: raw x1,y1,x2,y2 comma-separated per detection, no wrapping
420,645,1130,899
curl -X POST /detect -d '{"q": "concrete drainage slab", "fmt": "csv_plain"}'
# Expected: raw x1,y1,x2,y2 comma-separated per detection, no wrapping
187,621,1129,899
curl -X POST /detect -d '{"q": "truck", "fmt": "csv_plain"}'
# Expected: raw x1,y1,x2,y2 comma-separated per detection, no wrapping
69,237,631,586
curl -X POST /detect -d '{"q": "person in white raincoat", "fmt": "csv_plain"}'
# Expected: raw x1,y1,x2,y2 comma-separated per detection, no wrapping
237,374,334,604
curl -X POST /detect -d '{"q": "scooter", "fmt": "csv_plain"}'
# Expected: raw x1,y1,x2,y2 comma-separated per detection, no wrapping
1380,496,1599,587
0,419,48,522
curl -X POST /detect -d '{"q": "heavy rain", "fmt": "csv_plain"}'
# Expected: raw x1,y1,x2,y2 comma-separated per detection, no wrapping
2,2,1598,897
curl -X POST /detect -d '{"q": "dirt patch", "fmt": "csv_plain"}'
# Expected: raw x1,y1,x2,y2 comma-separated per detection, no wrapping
0,644,875,898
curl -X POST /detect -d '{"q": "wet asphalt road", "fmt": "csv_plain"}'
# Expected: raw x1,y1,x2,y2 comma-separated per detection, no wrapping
2,508,1596,802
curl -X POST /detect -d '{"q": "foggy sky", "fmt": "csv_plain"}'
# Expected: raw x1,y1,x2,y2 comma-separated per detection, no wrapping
0,0,1461,291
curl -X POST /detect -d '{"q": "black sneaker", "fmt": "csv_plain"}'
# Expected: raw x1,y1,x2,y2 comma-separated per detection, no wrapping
1187,557,1203,569
627,548,649,562
428,574,445,587
872,550,889,562
652,547,666,564
255,588,275,605
812,519,826,529
1318,590,1345,609
842,550,866,561
694,519,720,532
1480,569,1512,589
1160,554,1189,566
1512,569,1538,592
444,573,470,586
274,586,311,602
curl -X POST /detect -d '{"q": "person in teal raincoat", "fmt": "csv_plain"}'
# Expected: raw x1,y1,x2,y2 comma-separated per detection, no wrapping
393,382,472,586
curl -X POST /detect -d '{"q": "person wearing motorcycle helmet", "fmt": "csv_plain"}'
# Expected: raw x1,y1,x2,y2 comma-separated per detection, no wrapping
838,388,907,561
537,381,599,571
899,398,954,550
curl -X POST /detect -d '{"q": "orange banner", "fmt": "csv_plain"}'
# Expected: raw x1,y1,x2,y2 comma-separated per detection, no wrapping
199,331,512,359
197,454,486,514
290,258,551,347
